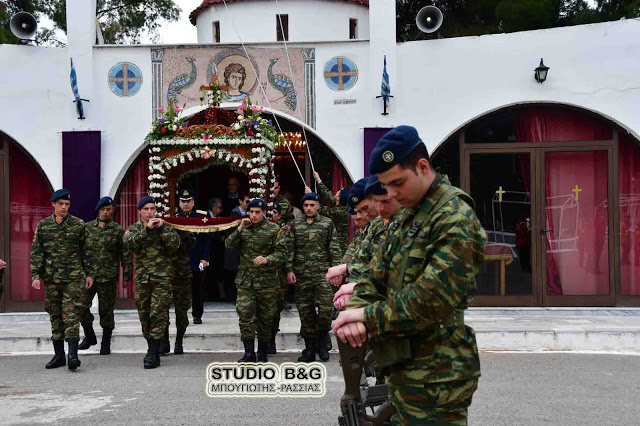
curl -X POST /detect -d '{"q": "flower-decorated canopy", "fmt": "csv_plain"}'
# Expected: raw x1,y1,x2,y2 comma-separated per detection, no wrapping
146,87,283,218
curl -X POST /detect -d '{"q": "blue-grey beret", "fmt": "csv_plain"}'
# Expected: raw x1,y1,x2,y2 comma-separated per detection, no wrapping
364,175,387,196
301,192,320,204
274,203,282,213
248,198,266,210
368,126,423,175
137,196,155,209
50,189,71,202
348,178,369,209
339,188,350,206
95,196,114,210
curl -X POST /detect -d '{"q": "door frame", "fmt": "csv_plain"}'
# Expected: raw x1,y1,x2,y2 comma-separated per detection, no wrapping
460,132,620,307
0,135,9,313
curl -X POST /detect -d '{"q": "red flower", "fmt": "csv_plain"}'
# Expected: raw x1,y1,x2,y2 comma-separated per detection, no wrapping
247,129,254,136
160,128,167,134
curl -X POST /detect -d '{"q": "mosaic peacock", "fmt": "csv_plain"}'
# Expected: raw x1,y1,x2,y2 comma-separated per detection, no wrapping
167,57,197,105
268,58,297,111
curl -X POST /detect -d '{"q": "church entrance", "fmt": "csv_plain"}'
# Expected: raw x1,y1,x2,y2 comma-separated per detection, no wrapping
431,104,640,307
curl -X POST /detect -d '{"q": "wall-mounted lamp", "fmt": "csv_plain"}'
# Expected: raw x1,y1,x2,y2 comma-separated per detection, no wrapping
534,58,550,84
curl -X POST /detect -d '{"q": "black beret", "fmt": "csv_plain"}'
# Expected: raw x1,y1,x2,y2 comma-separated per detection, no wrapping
95,196,114,210
348,178,369,209
339,188,350,206
50,189,71,202
364,175,387,196
137,196,155,210
248,198,266,210
179,188,194,201
301,192,320,204
274,203,282,213
368,126,423,175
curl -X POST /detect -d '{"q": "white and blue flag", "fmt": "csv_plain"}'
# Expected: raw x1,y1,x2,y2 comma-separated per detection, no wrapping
381,55,391,99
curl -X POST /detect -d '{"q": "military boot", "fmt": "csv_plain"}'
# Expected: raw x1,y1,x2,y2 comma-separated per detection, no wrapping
67,339,81,370
257,340,269,363
317,332,330,362
298,338,316,363
160,327,170,355
238,339,256,363
45,340,66,369
100,329,113,355
78,323,97,350
144,340,161,369
266,330,277,355
174,328,186,355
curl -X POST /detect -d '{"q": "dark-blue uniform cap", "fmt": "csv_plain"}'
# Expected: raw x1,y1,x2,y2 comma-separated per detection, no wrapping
301,192,320,204
137,196,155,209
274,203,282,213
248,198,266,210
50,189,71,202
339,188,350,206
368,126,423,175
95,196,114,210
348,177,369,209
349,208,356,215
364,175,387,196
179,188,194,201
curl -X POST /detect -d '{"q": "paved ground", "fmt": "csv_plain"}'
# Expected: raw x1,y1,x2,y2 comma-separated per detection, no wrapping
0,352,638,425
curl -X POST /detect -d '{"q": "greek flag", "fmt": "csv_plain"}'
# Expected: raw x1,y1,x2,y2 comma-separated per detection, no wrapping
381,55,391,98
70,58,85,119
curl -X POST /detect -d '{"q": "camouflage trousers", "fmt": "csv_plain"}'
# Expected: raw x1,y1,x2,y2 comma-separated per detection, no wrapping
271,276,290,332
79,280,116,330
295,277,333,339
135,280,171,341
170,282,192,331
44,280,82,341
388,379,478,425
236,284,278,341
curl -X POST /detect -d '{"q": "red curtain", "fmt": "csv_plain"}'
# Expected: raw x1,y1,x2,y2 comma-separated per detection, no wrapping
515,106,612,296
619,133,640,296
114,153,149,298
9,144,52,302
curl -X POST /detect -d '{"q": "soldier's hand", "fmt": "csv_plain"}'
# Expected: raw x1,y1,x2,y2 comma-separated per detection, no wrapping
239,218,251,231
326,264,347,284
280,224,291,232
31,279,43,290
155,218,164,228
334,294,351,310
336,322,367,348
333,283,356,302
313,171,321,183
253,256,268,265
286,272,297,285
304,186,312,194
200,260,209,268
85,277,94,289
0,259,6,269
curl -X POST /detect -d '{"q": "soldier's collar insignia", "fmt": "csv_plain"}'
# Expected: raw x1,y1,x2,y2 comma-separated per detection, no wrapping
382,151,394,163
99,222,106,230
306,218,314,225
55,216,64,225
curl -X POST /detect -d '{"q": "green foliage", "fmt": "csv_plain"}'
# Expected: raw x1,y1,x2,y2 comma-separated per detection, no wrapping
397,0,640,42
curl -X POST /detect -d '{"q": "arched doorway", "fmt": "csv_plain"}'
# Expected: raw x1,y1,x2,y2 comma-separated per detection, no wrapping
0,132,54,312
431,104,640,307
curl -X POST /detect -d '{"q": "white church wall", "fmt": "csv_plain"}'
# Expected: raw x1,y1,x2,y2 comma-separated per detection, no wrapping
195,0,369,44
0,45,72,188
395,19,640,154
92,47,153,197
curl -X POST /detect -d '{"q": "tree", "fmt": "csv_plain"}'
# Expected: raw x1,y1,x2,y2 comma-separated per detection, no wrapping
1,0,181,46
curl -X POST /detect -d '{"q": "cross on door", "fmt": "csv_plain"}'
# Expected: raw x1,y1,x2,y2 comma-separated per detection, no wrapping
108,63,142,96
496,186,505,202
572,184,582,201
323,57,358,90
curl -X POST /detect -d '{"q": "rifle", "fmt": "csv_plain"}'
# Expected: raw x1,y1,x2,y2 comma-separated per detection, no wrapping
337,339,396,426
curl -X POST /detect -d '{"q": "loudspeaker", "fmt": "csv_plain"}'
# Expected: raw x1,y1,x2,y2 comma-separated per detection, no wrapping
416,6,443,34
10,12,37,40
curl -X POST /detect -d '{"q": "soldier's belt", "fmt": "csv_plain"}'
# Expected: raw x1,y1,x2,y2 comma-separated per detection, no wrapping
164,217,241,233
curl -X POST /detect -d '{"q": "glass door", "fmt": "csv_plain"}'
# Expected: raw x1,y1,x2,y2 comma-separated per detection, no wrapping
539,148,615,306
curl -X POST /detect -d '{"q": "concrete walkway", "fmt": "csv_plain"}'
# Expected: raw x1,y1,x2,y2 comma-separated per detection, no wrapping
1,305,639,355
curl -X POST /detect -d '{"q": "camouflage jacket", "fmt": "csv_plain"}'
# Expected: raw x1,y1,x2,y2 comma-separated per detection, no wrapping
274,195,294,224
84,218,132,283
317,182,350,254
342,224,368,265
31,214,88,283
124,220,180,284
285,214,342,279
174,229,197,285
226,219,286,289
358,174,487,384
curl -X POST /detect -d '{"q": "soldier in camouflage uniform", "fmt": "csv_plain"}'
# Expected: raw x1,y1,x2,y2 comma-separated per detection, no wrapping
226,198,286,363
333,126,486,425
269,203,292,355
79,197,132,355
312,171,350,255
285,192,342,362
31,189,92,370
273,178,294,223
124,196,180,369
